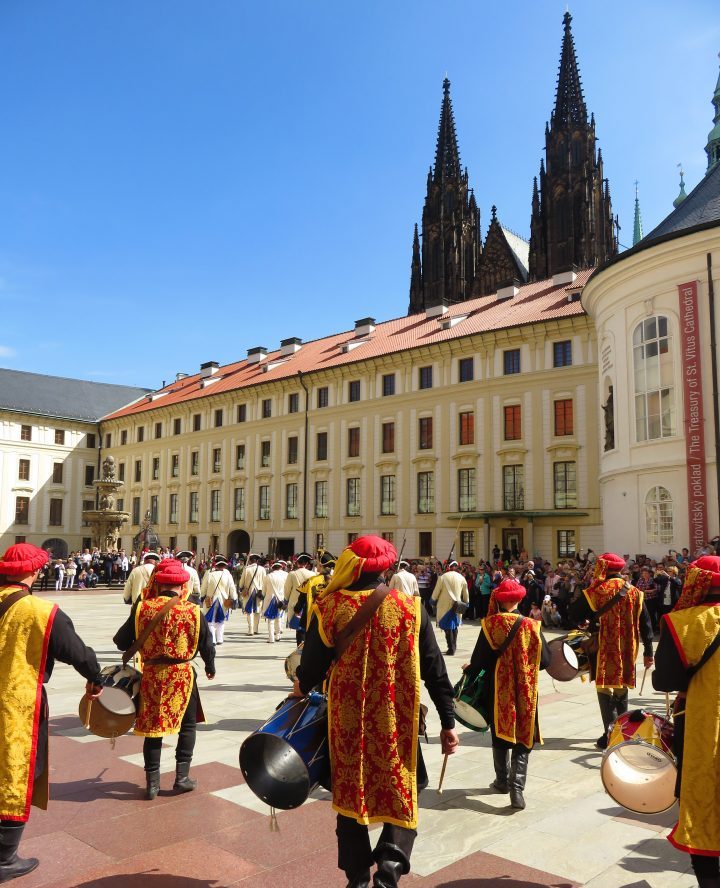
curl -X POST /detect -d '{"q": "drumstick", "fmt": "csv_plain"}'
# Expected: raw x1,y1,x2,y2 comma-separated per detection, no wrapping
640,666,649,695
665,692,670,719
438,754,449,793
83,698,92,730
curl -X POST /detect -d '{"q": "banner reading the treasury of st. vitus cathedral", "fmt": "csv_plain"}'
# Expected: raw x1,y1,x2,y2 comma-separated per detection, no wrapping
678,280,708,553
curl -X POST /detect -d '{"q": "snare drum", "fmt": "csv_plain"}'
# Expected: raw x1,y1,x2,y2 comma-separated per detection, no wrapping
285,644,303,683
452,672,490,732
600,709,677,814
546,631,590,682
78,664,141,740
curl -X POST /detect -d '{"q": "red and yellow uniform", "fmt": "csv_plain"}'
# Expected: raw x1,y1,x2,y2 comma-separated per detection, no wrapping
583,573,643,689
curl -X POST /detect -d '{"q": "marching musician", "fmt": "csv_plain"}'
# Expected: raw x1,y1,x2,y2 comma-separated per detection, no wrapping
283,553,317,644
431,560,470,655
0,543,102,882
113,559,216,800
298,551,336,633
238,553,267,636
261,561,288,643
122,550,161,605
389,560,420,598
464,578,550,809
177,550,201,603
295,535,458,888
653,555,720,888
569,552,654,749
200,554,237,645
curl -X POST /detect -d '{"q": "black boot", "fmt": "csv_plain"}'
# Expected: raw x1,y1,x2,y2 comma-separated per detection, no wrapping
490,748,510,793
373,843,410,888
596,693,615,749
0,822,39,883
145,770,160,800
346,871,371,888
509,748,529,810
173,761,197,793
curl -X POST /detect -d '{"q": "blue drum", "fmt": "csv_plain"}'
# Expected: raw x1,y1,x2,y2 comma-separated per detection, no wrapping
239,692,331,809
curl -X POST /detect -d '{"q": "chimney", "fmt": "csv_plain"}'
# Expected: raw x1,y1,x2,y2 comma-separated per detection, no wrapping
552,267,578,287
497,279,522,301
247,346,268,365
425,300,449,319
175,371,189,381
280,337,303,357
200,361,219,378
354,317,376,338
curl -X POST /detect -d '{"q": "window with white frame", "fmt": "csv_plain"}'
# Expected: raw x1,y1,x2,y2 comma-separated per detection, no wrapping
314,480,328,518
645,486,674,544
633,316,676,442
380,475,396,515
458,468,476,512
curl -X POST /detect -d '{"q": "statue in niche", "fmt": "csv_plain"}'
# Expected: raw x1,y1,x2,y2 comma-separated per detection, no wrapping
602,386,615,451
99,492,115,511
102,455,116,481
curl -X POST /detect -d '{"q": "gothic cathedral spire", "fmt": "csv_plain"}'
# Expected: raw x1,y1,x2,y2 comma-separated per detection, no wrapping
407,78,481,314
528,12,616,280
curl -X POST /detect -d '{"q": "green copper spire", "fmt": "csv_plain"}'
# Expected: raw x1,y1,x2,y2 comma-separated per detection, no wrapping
632,181,643,245
706,53,720,172
673,164,688,209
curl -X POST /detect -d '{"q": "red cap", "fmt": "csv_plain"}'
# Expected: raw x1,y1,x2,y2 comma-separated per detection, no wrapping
691,555,720,587
154,559,190,586
493,578,526,605
0,543,50,575
599,552,626,572
348,534,397,572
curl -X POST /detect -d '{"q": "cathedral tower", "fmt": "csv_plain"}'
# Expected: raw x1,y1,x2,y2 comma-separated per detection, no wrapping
408,79,481,313
528,12,616,279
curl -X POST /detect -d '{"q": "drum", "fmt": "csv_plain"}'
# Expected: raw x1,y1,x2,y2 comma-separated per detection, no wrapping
600,709,677,814
239,692,331,810
285,644,303,683
452,672,490,732
78,664,142,739
546,631,590,682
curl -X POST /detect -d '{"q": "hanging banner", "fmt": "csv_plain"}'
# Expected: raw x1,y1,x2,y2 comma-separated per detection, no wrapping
678,280,708,553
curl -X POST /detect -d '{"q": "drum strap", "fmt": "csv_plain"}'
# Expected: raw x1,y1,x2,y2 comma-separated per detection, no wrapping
334,582,391,658
122,596,183,665
0,588,29,620
687,627,720,679
497,615,523,655
595,584,629,618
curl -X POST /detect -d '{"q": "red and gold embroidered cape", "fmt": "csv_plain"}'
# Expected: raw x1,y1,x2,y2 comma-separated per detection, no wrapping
482,613,542,749
583,578,642,689
664,603,720,857
134,598,201,737
302,574,328,630
0,586,57,821
314,586,421,829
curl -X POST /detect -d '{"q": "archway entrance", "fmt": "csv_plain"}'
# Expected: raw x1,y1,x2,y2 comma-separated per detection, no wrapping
227,529,251,557
42,538,68,559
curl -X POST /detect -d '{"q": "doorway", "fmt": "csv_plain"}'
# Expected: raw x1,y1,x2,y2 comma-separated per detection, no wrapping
269,538,295,560
502,528,523,560
227,529,251,557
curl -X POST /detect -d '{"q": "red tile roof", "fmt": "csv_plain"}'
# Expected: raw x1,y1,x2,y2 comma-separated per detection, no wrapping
103,271,592,421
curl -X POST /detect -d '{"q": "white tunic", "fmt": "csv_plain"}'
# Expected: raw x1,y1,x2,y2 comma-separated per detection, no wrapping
123,563,155,604
238,563,268,601
431,570,470,624
201,567,238,615
183,565,201,599
389,568,420,598
284,566,316,614
262,570,289,615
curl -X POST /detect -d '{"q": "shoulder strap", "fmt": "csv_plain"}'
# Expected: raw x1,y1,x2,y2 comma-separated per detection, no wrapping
122,596,183,665
0,589,30,620
497,615,523,655
686,626,720,679
334,583,391,658
595,582,630,618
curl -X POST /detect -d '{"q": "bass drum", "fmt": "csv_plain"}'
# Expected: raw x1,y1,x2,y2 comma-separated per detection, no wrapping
285,644,303,683
600,709,677,814
79,664,141,740
452,672,490,732
239,692,331,810
546,631,590,682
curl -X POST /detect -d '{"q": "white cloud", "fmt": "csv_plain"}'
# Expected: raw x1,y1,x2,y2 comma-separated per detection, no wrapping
0,345,16,358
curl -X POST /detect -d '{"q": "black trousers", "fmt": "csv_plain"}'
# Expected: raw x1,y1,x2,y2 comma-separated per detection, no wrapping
336,814,416,878
444,628,458,654
143,676,199,771
691,854,720,879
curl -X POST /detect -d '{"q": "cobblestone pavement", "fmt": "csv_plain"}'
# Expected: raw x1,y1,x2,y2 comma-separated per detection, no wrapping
21,588,697,887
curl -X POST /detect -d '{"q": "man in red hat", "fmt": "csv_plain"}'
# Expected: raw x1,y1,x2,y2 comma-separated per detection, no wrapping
114,558,215,800
653,555,720,888
295,534,459,888
570,552,654,748
464,578,550,809
0,543,102,882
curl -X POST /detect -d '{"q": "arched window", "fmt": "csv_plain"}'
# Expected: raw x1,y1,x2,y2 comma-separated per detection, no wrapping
633,316,676,441
645,486,674,545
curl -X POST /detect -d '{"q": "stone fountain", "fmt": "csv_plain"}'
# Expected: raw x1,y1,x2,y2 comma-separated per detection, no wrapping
82,455,130,551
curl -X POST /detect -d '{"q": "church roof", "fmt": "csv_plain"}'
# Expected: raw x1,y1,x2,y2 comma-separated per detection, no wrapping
642,160,720,243
500,226,530,278
0,368,149,423
103,270,593,422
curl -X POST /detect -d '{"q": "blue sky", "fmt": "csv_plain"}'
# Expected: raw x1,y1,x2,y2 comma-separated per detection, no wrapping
0,1,717,388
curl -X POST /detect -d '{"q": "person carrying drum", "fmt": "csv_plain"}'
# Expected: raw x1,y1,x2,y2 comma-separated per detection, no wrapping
569,552,654,749
0,543,102,883
297,551,337,633
431,560,470,655
283,552,318,645
113,558,216,801
201,554,237,645
653,555,720,888
294,535,459,888
463,577,550,810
